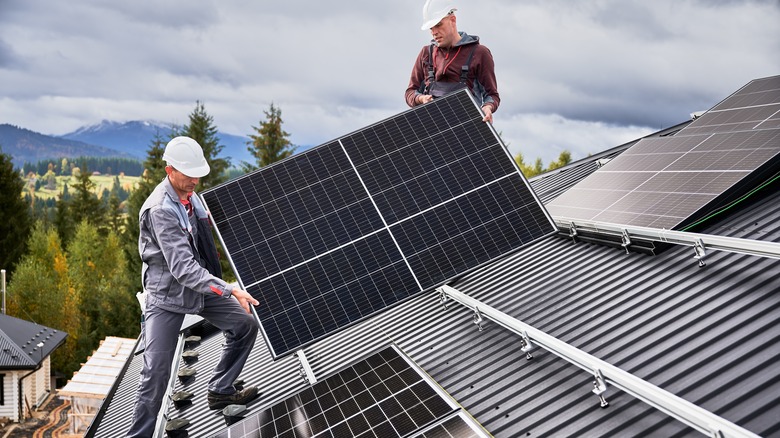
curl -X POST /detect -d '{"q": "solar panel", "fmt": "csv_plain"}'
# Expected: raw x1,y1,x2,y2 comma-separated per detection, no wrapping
211,345,488,438
546,75,780,230
202,89,556,358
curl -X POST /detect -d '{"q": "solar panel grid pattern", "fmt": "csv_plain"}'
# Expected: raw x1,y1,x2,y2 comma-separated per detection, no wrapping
213,346,474,438
202,90,554,358
546,75,780,230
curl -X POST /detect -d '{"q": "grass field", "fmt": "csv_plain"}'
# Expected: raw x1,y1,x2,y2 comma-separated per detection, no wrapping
28,174,141,200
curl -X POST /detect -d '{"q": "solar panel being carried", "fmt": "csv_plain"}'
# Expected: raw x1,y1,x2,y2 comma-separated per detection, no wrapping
202,89,556,358
546,75,780,230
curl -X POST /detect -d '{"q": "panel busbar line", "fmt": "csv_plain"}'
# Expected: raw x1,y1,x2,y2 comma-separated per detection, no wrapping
202,89,556,358
546,75,780,230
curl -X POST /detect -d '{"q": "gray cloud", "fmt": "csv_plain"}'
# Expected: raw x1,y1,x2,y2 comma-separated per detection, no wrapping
0,0,778,164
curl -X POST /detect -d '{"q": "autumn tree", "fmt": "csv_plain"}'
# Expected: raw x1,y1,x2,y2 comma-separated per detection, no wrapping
0,146,32,277
243,102,296,172
7,222,79,375
181,100,229,190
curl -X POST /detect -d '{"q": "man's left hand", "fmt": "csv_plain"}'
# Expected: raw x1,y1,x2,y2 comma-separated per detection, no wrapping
482,105,493,124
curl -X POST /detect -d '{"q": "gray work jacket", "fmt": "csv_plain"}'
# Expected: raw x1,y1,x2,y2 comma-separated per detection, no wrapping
139,177,233,314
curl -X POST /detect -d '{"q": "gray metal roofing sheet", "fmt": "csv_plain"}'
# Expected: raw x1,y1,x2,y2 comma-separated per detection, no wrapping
86,122,780,438
0,313,68,369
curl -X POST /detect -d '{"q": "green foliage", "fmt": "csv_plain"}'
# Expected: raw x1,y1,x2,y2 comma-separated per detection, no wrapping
181,101,230,190
54,182,76,247
8,220,139,379
7,222,79,375
68,221,139,369
0,146,32,277
547,150,572,171
70,161,102,222
514,153,544,178
243,102,296,172
515,150,573,178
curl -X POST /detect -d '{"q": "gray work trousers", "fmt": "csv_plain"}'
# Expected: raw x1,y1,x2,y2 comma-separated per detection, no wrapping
126,293,259,437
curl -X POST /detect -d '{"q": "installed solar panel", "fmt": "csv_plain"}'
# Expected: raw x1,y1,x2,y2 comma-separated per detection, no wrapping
202,89,556,358
212,345,488,438
546,75,780,230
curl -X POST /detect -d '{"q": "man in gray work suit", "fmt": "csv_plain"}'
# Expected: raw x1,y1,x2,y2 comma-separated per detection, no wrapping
127,136,260,437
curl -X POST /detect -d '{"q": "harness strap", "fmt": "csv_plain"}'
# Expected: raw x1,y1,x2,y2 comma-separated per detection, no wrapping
424,43,479,94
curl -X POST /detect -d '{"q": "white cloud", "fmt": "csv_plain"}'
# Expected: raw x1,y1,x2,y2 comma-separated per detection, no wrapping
497,113,655,165
0,0,778,162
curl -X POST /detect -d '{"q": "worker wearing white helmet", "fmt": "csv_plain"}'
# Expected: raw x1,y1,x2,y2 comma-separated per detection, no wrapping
405,0,500,123
127,136,261,437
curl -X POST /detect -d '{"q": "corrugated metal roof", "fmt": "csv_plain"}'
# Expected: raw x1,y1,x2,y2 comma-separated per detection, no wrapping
0,313,68,369
88,174,780,438
85,119,780,437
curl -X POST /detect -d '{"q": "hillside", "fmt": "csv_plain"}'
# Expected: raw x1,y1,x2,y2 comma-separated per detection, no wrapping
0,124,135,168
61,120,254,166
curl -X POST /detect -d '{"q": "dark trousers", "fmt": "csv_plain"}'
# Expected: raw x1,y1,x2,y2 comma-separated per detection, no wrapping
126,293,258,437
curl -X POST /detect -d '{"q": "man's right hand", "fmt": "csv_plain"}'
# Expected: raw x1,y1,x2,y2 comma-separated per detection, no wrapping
416,94,434,105
232,288,259,314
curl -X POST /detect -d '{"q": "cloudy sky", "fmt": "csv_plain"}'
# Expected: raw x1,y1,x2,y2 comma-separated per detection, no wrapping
1,0,778,164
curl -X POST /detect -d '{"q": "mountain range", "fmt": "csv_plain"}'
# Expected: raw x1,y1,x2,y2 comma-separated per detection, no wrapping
0,120,254,169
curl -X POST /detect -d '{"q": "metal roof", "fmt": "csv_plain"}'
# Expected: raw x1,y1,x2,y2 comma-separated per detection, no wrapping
0,313,68,369
85,118,780,437
88,158,780,438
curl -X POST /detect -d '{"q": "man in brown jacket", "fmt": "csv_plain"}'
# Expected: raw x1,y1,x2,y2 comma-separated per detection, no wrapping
405,1,500,123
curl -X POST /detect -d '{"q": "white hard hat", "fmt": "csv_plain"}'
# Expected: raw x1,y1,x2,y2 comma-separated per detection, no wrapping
163,136,210,178
421,0,457,30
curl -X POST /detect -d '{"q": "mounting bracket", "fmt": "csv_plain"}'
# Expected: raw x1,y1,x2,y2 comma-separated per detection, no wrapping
693,238,707,267
592,369,609,408
296,349,317,385
520,330,534,360
569,221,578,242
439,290,450,310
472,307,484,331
620,229,632,255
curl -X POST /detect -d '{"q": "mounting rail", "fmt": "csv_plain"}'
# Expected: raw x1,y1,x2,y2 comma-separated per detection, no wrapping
556,218,780,263
437,285,760,438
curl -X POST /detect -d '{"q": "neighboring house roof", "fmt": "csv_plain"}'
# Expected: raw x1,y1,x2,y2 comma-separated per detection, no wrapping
86,82,780,437
0,313,68,369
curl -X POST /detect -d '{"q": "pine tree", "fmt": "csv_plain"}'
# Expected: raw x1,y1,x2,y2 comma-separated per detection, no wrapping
55,182,76,245
182,101,229,190
0,146,32,277
243,102,296,172
69,160,106,230
107,176,124,232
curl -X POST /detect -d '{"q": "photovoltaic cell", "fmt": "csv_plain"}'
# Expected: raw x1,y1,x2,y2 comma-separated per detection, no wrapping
546,75,780,230
202,89,556,358
212,345,488,438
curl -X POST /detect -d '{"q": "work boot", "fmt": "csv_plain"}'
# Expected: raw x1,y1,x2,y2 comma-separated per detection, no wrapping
207,386,259,410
